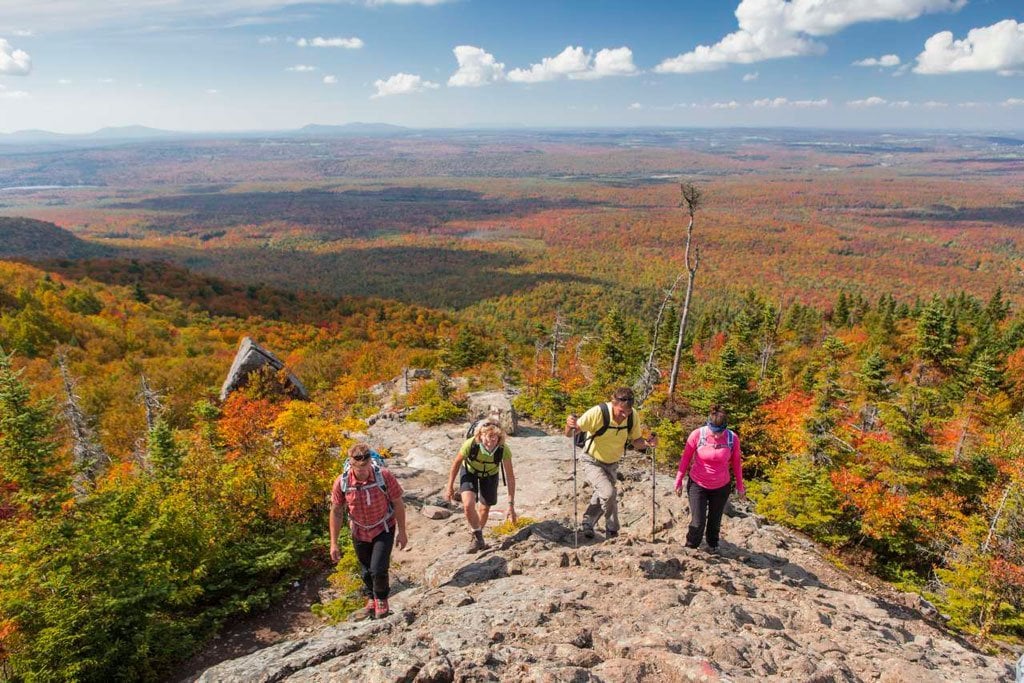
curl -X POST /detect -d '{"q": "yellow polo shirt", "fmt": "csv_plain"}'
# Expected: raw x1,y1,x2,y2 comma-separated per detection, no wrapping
577,403,642,464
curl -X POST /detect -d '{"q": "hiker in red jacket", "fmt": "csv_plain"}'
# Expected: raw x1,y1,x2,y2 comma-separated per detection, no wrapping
675,405,746,553
330,443,408,619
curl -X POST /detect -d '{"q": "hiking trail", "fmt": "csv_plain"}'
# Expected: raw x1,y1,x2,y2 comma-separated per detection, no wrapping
193,418,1014,682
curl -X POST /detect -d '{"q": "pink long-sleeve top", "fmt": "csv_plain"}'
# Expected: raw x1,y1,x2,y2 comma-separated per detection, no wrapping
675,426,745,494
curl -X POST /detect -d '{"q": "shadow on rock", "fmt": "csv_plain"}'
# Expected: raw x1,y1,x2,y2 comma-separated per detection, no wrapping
442,555,509,588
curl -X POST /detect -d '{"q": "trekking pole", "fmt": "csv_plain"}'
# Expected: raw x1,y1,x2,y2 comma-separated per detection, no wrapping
571,415,579,550
651,443,656,542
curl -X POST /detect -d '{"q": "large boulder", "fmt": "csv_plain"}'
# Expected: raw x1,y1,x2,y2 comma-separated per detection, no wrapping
219,337,308,401
465,391,517,436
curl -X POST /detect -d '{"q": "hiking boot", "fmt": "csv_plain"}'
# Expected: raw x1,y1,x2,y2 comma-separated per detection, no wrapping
706,545,720,555
605,529,619,539
374,597,390,619
356,596,376,620
466,532,485,552
474,529,489,551
581,525,595,539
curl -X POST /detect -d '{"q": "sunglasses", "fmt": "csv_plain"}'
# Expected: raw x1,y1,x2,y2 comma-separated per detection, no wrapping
351,453,370,462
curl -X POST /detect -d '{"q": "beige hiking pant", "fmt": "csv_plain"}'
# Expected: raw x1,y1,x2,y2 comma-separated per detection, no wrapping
581,456,619,533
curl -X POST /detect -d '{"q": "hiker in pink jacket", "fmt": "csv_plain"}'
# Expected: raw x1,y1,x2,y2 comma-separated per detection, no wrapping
674,405,746,553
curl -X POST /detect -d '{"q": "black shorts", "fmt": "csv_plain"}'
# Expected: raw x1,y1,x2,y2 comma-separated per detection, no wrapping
459,466,500,507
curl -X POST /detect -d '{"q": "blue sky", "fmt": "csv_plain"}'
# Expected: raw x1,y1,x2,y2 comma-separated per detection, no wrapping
0,0,1022,133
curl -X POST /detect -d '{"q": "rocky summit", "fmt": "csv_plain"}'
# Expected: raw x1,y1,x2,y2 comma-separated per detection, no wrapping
197,417,1014,682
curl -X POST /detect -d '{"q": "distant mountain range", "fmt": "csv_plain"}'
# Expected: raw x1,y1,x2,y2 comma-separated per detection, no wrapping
0,123,412,145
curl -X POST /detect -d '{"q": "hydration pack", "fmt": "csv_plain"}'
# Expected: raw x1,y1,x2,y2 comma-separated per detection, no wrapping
339,452,394,534
466,439,507,486
696,425,736,451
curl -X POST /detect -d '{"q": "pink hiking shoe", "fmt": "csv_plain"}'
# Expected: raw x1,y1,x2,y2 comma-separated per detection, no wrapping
374,597,390,619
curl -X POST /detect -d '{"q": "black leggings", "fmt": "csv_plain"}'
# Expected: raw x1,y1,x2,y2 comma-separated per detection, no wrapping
352,526,395,598
686,481,731,548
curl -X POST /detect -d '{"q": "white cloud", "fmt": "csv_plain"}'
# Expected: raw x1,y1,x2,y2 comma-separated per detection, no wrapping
848,96,888,106
656,0,963,74
205,88,220,95
257,35,278,44
98,77,115,83
323,74,337,84
1004,98,1024,106
12,29,34,37
371,72,439,98
0,39,31,75
922,100,948,107
508,46,591,83
448,45,505,87
742,71,759,81
712,100,740,109
753,97,828,108
0,84,29,99
508,45,637,82
853,54,901,67
590,47,638,78
297,36,364,49
628,102,643,110
915,19,1024,74
57,78,72,85
286,64,317,72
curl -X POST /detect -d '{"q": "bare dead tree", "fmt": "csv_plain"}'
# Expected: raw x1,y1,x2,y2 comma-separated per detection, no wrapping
537,312,571,378
634,272,686,405
58,352,109,498
668,182,703,398
758,293,790,382
982,482,1014,554
139,374,163,432
135,374,166,468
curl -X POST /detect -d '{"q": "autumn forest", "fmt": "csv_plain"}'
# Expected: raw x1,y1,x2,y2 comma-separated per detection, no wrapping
1,127,1023,680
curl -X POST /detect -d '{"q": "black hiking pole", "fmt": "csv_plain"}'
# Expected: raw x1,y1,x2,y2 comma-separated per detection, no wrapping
571,416,579,550
651,444,656,541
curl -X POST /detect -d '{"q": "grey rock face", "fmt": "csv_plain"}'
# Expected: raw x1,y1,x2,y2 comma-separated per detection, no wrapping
465,391,518,436
198,419,1015,683
219,337,308,402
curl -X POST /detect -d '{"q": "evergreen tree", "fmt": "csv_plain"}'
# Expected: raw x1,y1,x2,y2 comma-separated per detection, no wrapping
656,304,678,367
592,309,640,393
148,418,182,479
858,350,892,400
689,343,758,427
916,298,955,367
805,337,852,465
0,351,62,501
132,282,149,304
984,287,1010,324
445,327,487,370
833,291,850,327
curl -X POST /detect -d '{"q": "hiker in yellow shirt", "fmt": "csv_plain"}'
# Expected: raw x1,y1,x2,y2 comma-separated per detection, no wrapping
565,387,656,539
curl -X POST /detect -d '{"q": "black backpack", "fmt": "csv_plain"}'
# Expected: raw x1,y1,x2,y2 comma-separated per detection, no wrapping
575,402,634,453
465,418,497,440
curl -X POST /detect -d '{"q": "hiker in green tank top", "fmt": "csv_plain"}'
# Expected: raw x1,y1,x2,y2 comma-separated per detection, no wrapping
565,387,656,539
445,421,517,553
